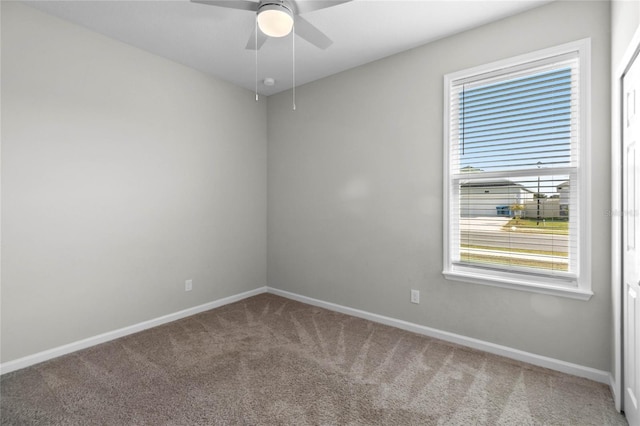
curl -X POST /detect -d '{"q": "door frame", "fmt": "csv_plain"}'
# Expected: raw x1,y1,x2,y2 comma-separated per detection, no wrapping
613,25,640,413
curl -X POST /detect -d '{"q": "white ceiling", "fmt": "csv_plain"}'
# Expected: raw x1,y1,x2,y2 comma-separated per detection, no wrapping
25,0,553,96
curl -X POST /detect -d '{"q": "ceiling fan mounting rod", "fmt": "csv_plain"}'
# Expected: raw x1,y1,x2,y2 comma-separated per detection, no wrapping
258,0,292,13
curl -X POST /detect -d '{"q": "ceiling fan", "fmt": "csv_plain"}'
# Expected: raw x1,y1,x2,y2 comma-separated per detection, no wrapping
192,0,352,50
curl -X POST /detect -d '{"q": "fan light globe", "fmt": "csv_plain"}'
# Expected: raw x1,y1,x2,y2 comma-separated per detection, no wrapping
257,3,294,38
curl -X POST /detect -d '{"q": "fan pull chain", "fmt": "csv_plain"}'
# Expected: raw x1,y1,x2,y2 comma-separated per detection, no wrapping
292,24,296,111
255,17,259,102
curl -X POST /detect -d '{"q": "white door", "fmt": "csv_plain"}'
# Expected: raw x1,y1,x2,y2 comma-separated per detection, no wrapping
623,50,640,426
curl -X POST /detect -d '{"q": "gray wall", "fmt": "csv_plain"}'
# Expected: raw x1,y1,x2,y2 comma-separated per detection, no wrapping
1,0,617,373
612,0,640,70
1,3,267,363
268,0,612,370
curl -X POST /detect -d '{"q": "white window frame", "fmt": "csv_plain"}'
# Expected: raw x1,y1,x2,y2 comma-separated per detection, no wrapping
442,39,592,300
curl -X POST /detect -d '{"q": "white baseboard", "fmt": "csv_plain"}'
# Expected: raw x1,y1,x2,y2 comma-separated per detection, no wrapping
610,373,621,412
267,287,611,385
0,286,268,375
1,285,612,387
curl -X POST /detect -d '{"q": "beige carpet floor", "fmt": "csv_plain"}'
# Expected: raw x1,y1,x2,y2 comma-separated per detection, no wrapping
0,293,628,425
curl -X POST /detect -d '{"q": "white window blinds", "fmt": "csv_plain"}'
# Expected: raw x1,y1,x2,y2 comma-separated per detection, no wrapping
446,51,582,283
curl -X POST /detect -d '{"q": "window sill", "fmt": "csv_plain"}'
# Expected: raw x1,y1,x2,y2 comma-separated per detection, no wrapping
442,268,593,301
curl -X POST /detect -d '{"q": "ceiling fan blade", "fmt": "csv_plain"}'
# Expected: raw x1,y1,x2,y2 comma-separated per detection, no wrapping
191,0,259,12
294,15,332,49
294,0,352,15
245,26,268,50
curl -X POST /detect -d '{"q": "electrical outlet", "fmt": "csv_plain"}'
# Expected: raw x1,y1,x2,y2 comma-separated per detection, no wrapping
410,289,420,304
185,279,193,292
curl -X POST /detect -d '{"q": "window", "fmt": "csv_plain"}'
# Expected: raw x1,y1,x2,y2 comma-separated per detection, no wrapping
443,39,592,300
